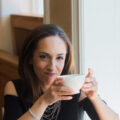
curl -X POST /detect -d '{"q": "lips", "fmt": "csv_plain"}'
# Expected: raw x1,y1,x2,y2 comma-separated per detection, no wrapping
45,72,56,77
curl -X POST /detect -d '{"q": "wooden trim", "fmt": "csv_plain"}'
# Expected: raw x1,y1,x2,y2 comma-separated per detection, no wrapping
0,49,19,78
78,0,85,74
71,0,80,73
71,0,85,74
44,0,84,74
11,14,43,30
0,50,18,67
44,0,50,24
49,0,72,41
11,14,43,55
0,50,19,120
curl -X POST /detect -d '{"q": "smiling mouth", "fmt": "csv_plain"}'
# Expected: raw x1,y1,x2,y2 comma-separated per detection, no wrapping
45,72,56,77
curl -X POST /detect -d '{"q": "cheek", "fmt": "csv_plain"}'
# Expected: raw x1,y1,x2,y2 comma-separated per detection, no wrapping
57,62,65,74
33,61,48,71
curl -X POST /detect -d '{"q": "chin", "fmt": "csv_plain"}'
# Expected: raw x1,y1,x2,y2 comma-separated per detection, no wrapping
46,77,56,85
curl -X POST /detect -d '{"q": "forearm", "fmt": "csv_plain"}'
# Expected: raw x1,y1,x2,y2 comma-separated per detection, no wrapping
18,96,48,120
90,96,119,120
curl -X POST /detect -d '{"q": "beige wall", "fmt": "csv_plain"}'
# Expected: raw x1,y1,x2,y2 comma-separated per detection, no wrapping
0,0,32,54
0,0,44,54
0,0,2,49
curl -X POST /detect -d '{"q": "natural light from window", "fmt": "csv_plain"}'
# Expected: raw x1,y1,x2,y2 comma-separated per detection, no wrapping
83,0,120,116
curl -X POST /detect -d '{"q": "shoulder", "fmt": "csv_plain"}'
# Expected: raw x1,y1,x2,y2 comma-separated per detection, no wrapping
4,81,18,96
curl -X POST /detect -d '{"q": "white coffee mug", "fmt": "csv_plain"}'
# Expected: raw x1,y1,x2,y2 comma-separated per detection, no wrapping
58,74,85,94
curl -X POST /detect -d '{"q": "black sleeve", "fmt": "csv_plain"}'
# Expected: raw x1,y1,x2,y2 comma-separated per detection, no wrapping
3,95,24,120
79,98,100,120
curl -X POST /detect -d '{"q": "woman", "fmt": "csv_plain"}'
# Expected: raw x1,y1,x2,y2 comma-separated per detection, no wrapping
3,24,119,120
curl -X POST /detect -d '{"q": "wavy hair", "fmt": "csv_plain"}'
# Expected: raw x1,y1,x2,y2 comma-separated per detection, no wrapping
18,24,75,102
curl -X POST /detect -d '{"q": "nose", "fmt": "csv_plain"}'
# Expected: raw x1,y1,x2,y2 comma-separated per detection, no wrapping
47,59,56,71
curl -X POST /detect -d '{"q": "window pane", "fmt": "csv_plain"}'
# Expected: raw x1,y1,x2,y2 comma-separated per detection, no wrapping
84,0,120,114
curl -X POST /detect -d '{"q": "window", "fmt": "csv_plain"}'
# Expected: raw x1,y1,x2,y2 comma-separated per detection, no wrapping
83,0,120,115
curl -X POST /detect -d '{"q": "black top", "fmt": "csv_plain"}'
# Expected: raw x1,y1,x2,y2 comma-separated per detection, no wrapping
3,80,100,120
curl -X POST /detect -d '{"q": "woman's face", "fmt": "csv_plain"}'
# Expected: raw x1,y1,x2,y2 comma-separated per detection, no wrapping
31,36,67,91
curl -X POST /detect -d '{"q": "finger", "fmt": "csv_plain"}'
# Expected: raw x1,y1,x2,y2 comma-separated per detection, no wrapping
59,95,73,100
82,85,97,92
86,68,93,77
84,77,96,83
82,83,93,88
57,91,75,96
83,80,97,88
56,86,74,93
88,68,93,76
54,78,64,85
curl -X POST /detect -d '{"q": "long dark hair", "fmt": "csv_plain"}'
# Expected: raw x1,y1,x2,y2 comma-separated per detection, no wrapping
18,24,75,102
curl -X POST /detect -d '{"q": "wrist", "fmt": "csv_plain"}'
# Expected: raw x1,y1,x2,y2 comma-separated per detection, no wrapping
38,95,49,108
28,96,49,119
89,94,100,102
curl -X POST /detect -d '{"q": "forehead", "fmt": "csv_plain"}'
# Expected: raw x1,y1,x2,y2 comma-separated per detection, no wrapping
36,36,67,54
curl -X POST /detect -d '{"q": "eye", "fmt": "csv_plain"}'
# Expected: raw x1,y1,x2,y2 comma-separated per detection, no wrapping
57,56,64,60
39,55,48,59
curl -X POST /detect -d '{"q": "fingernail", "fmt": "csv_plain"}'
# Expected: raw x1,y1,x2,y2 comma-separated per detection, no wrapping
69,96,73,99
86,77,90,80
88,68,93,72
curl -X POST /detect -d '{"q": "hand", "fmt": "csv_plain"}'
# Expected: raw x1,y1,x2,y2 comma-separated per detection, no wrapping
81,68,98,100
41,78,74,105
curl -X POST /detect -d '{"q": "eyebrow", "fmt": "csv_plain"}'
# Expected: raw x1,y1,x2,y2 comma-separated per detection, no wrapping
39,52,66,56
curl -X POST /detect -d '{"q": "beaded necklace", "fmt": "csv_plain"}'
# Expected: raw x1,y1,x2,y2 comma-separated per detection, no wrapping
41,101,61,120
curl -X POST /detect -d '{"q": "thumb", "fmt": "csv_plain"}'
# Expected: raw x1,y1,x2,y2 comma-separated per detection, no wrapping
86,68,93,77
